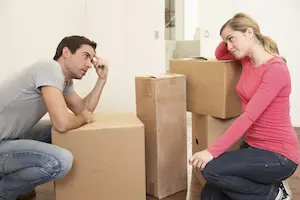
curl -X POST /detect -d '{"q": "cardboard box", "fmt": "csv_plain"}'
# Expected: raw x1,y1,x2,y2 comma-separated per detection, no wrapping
52,113,146,200
169,58,242,119
191,114,243,186
135,74,187,199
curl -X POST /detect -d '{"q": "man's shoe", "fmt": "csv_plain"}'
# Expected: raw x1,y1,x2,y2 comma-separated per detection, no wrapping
16,189,36,200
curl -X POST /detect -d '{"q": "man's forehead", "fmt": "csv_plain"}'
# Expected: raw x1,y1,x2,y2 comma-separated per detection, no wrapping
80,45,96,56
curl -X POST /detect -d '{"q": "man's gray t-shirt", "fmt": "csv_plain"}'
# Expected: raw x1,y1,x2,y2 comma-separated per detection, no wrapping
0,59,74,140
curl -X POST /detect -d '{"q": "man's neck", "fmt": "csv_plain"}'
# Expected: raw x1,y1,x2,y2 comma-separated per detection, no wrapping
56,58,72,82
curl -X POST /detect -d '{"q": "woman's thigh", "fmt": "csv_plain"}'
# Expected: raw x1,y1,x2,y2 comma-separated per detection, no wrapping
202,147,298,184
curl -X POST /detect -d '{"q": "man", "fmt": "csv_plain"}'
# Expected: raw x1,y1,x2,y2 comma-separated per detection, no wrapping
0,35,108,200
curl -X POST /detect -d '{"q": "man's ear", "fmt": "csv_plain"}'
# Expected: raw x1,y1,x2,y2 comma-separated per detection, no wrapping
62,47,70,58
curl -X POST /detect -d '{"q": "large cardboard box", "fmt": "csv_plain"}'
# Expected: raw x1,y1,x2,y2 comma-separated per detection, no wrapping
135,74,187,199
52,113,146,200
192,114,243,186
169,58,242,119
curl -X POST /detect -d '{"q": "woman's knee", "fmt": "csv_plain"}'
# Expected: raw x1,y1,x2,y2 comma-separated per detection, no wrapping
201,164,215,181
201,160,221,183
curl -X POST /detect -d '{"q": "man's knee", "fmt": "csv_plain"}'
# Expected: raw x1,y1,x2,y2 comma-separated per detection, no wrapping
55,148,73,179
43,147,73,180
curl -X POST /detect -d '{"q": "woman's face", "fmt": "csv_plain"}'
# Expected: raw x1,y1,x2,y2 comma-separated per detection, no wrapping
221,26,254,59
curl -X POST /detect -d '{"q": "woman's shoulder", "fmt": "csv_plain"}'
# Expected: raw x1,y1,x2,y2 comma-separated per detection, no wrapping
264,56,289,72
242,56,287,69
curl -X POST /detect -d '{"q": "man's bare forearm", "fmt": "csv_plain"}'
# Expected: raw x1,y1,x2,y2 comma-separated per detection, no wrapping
66,113,87,130
54,112,86,133
82,78,106,112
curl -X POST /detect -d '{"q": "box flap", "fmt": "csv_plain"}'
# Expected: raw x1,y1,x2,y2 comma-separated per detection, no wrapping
171,56,235,63
136,74,185,79
66,113,144,132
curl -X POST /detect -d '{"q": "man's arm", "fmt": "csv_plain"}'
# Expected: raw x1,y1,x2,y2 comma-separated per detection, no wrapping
65,56,108,114
64,78,106,114
41,86,91,133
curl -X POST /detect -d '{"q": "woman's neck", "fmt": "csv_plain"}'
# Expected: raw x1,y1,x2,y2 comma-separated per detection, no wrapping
247,43,274,67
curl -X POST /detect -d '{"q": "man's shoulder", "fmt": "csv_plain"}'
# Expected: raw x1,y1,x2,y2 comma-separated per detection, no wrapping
30,59,61,71
28,59,64,81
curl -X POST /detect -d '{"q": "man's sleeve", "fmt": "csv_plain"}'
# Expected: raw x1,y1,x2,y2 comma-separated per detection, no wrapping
63,80,75,95
33,60,65,92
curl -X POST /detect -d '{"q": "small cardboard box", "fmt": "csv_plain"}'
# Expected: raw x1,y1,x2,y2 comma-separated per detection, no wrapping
169,58,242,119
192,114,243,186
135,74,187,199
52,113,146,200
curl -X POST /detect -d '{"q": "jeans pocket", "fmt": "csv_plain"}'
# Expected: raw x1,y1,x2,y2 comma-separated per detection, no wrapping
274,153,288,166
273,152,298,181
0,156,4,179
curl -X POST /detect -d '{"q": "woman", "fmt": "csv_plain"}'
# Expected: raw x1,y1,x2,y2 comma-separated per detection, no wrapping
189,13,299,200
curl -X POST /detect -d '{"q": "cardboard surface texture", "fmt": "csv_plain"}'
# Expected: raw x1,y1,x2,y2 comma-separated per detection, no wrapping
135,74,187,199
192,114,243,186
52,113,146,200
169,58,242,119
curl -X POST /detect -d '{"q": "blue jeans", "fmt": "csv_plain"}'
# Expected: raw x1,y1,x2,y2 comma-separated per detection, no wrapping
0,120,73,200
201,142,298,200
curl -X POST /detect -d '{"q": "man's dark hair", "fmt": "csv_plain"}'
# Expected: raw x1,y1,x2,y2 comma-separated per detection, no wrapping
53,35,97,60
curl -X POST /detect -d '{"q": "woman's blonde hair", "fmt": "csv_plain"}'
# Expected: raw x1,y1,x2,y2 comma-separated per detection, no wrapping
220,13,286,63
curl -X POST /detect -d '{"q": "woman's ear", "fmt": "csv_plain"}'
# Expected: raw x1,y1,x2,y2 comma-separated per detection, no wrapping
245,27,254,38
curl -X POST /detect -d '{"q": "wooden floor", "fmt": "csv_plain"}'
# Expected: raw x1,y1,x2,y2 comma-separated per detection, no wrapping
33,169,300,200
31,125,300,200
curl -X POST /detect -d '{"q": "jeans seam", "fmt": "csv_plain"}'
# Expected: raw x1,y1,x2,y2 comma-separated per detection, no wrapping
0,150,60,173
275,166,298,181
265,185,276,200
0,150,61,198
215,163,288,184
205,162,283,193
216,162,281,177
211,191,216,200
216,175,245,192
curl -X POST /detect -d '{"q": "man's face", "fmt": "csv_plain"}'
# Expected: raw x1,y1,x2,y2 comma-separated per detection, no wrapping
65,44,96,79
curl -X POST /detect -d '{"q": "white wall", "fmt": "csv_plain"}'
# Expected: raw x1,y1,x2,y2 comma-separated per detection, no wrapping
0,0,165,114
197,0,235,57
285,2,300,127
0,0,86,79
83,0,165,113
183,0,199,40
197,0,300,126
175,0,185,40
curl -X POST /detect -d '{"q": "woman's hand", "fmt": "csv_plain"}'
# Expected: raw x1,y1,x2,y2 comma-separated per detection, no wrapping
188,150,214,170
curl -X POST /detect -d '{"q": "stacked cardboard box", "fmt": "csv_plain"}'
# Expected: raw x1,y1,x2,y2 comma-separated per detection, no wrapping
169,57,243,186
135,74,188,199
